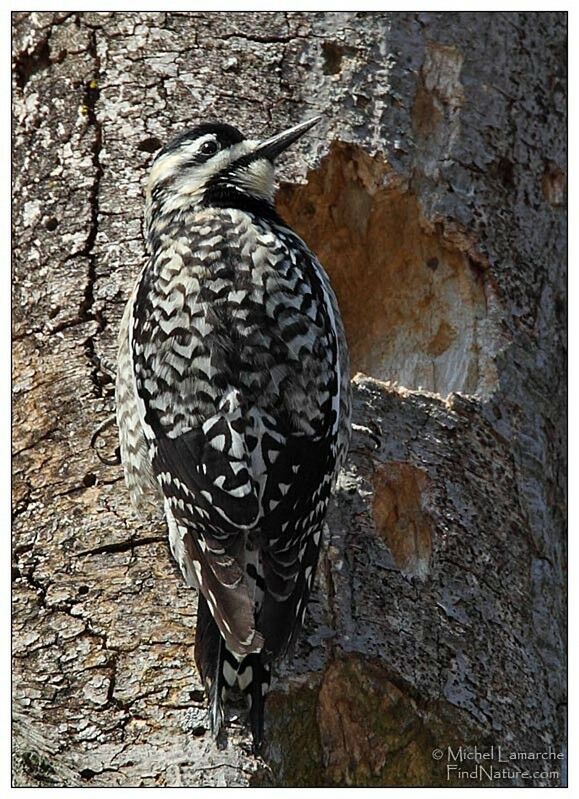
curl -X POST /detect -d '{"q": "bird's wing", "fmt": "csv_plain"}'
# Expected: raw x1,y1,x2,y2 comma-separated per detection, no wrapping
255,428,336,658
128,232,345,658
146,389,265,657
116,278,163,515
130,265,266,655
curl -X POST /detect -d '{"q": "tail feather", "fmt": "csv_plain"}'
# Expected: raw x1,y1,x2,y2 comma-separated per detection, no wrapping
195,594,228,737
195,595,271,750
239,653,271,753
210,637,225,736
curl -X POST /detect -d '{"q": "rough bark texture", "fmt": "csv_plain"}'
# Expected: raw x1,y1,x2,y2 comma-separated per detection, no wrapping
12,11,567,788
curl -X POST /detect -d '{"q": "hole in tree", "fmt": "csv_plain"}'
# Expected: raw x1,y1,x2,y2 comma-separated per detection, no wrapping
321,41,356,75
278,142,503,398
322,41,344,74
14,37,51,89
138,136,163,154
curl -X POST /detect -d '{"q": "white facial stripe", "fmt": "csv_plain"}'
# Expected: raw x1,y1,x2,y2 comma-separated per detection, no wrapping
231,140,257,159
237,160,275,202
148,152,183,190
149,135,221,186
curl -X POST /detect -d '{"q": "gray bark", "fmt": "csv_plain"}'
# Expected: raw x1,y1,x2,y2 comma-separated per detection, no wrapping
13,11,566,787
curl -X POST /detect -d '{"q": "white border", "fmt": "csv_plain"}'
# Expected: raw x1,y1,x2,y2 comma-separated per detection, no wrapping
7,4,570,797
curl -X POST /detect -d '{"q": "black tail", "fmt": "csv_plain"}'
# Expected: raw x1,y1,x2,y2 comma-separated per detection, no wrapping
195,595,271,750
238,653,271,753
194,593,227,736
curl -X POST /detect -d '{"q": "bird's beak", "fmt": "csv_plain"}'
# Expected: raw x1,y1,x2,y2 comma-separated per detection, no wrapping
251,116,322,162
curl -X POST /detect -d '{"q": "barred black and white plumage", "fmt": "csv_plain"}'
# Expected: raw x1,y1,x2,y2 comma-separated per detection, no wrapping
116,116,351,750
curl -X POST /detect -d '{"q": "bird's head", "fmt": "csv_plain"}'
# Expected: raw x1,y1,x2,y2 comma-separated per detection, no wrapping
145,116,321,237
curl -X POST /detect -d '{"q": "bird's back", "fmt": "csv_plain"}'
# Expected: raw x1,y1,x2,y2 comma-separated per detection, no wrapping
134,208,342,432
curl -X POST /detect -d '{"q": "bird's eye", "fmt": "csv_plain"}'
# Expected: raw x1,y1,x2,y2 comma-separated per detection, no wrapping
199,139,219,156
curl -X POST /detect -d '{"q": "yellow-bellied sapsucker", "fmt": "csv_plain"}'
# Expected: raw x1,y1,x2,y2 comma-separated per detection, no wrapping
115,116,351,750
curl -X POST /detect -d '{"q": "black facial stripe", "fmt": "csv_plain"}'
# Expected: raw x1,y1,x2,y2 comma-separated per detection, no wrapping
202,183,282,225
202,152,268,200
182,152,215,168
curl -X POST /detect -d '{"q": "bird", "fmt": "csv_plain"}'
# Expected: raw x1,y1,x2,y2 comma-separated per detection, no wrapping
115,115,351,751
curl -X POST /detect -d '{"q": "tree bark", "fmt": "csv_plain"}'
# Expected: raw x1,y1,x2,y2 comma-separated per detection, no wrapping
12,11,567,787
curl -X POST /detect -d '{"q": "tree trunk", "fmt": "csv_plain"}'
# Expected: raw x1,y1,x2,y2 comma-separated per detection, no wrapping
12,11,567,787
